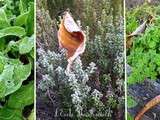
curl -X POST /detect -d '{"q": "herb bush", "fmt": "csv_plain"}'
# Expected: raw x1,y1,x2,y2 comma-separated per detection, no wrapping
126,2,160,119
0,0,34,119
37,0,124,119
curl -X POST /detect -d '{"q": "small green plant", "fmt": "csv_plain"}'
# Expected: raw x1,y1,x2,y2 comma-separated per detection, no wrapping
0,0,34,119
127,17,160,85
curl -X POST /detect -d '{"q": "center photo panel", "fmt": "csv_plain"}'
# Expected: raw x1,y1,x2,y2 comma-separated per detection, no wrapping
36,0,124,119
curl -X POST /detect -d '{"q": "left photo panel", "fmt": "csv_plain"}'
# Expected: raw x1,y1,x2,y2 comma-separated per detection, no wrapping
0,0,35,120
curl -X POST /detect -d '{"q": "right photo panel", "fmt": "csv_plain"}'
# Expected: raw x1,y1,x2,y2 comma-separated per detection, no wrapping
126,0,160,120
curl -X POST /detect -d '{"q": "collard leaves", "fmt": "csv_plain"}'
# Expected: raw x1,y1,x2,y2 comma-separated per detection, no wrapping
0,108,23,120
19,35,34,54
0,55,31,98
0,26,26,38
0,82,34,120
7,81,34,109
0,0,34,119
14,12,29,26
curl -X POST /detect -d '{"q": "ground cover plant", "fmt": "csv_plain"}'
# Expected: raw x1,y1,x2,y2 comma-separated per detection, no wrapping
36,0,124,120
126,1,160,119
0,0,34,119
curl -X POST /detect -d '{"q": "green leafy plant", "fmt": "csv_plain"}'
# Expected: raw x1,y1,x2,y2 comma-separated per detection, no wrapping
127,3,160,119
0,0,34,119
127,16,160,85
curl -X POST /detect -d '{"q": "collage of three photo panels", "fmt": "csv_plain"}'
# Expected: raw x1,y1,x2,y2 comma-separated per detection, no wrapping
0,0,160,120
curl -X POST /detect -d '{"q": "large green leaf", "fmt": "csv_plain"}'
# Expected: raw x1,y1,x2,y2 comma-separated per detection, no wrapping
0,55,31,98
13,62,31,84
0,0,34,119
19,35,34,54
0,8,10,29
0,62,15,98
14,12,29,26
26,2,34,36
0,108,23,120
0,82,34,120
0,26,26,38
7,81,34,109
0,65,14,97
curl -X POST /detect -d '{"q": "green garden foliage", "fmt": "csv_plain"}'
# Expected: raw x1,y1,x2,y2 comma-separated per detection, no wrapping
0,0,34,119
127,2,160,119
127,3,160,85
